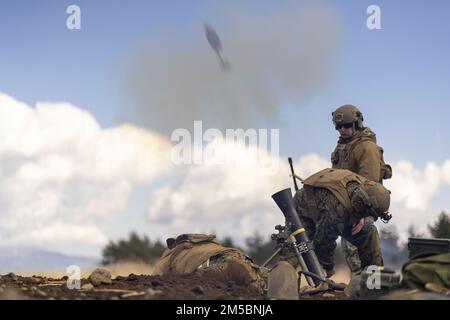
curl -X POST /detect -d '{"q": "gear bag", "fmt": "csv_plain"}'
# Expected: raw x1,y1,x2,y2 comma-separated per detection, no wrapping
152,234,246,276
401,252,450,290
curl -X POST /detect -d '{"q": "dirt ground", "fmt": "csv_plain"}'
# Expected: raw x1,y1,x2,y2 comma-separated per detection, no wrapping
0,272,347,300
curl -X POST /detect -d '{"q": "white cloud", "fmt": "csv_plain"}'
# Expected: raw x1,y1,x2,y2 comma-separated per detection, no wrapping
147,137,330,246
384,160,450,211
1,91,448,256
9,223,108,246
148,143,450,247
381,159,450,242
0,93,173,251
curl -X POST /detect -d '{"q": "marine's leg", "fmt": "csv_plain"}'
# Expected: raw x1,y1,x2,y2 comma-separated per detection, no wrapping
342,218,383,299
342,216,381,273
313,213,340,276
197,251,259,287
341,238,362,273
344,217,383,269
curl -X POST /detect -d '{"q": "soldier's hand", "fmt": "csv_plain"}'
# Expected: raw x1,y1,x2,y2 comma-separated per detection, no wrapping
351,218,364,235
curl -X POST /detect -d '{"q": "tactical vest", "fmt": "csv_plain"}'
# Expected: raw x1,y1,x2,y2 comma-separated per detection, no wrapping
302,168,366,221
152,234,245,276
331,128,392,183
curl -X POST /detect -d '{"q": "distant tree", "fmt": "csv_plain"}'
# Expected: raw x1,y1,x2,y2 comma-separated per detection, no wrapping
380,225,400,244
428,211,450,239
220,236,240,250
245,232,276,265
379,225,408,269
407,224,426,238
102,231,165,265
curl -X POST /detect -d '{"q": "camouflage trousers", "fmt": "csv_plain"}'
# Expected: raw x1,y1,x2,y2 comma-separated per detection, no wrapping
294,188,383,273
196,251,267,293
341,216,377,273
341,238,361,273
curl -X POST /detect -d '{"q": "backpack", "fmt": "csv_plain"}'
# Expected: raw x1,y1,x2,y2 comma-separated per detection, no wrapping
401,253,450,291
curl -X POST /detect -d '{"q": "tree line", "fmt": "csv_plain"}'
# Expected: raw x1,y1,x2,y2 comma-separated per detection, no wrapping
102,211,450,267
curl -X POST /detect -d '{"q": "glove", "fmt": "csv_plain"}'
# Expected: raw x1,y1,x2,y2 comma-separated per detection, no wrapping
351,218,365,235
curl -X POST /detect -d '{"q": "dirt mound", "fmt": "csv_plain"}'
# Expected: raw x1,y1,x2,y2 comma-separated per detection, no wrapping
0,272,265,300
0,272,346,300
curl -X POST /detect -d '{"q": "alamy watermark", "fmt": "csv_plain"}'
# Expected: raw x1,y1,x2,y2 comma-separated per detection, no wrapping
66,265,81,290
66,5,81,30
367,5,382,30
365,265,382,290
64,5,379,31
171,121,280,175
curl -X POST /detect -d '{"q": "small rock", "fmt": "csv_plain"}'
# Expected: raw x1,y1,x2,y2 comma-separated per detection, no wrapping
322,293,335,298
6,273,18,281
147,288,162,297
127,273,139,281
121,291,146,299
21,287,29,291
29,277,44,285
36,289,48,298
81,283,94,291
88,268,112,286
30,286,38,291
0,287,4,294
191,285,204,295
150,279,163,287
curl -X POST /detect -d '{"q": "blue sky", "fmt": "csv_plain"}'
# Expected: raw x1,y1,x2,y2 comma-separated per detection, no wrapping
1,0,448,164
0,1,449,256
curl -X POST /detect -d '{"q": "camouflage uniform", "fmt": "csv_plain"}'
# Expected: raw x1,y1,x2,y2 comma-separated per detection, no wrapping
152,234,274,295
331,105,392,273
293,169,388,275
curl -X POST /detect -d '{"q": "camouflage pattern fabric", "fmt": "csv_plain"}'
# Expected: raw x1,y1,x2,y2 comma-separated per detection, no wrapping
341,238,362,273
152,234,267,294
294,188,383,273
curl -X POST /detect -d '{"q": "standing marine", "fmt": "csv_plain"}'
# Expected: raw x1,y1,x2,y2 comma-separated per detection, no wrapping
330,104,392,274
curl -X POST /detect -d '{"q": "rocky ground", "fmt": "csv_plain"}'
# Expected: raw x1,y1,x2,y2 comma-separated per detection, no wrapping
0,270,346,300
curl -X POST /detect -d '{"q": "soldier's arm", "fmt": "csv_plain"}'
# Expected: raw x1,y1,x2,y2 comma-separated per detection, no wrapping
353,141,381,182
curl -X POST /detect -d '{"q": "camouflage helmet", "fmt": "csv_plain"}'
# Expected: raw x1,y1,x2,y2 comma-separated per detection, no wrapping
332,104,364,130
350,181,391,222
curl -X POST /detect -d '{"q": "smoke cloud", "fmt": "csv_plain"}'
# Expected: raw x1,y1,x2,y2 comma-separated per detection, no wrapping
126,1,342,135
